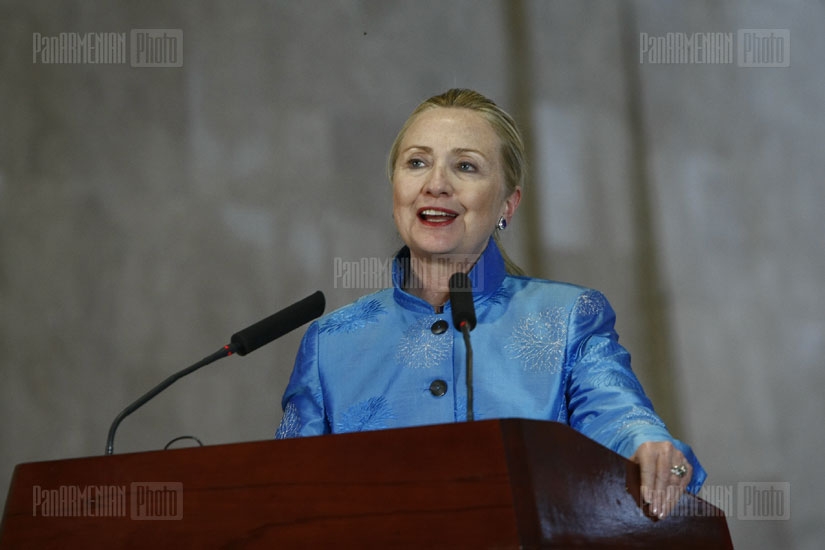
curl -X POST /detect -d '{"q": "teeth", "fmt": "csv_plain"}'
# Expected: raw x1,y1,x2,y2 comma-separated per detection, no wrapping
421,209,457,217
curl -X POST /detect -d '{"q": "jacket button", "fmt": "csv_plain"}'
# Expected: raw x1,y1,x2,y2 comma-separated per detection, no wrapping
429,380,448,397
430,320,448,334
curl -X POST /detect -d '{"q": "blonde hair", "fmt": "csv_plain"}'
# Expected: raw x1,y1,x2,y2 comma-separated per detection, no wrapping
387,88,527,275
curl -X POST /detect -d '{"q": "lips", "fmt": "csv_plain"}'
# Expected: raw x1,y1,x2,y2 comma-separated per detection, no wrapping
417,207,458,226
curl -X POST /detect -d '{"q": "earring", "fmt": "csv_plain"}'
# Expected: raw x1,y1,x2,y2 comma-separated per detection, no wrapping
497,216,507,231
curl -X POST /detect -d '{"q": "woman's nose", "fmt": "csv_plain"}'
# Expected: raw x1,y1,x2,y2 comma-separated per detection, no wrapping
423,163,453,196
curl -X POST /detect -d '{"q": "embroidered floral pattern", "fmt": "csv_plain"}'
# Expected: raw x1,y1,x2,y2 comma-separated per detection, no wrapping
275,401,301,439
335,396,396,433
319,298,386,335
574,290,607,317
618,407,667,433
505,307,568,373
584,363,645,393
395,317,452,369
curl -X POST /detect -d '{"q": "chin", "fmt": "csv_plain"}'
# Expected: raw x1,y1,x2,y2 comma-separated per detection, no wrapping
409,239,459,258
412,246,455,258
415,242,485,262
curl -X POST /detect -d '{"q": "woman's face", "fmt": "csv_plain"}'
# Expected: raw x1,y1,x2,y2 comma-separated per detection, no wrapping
392,107,520,262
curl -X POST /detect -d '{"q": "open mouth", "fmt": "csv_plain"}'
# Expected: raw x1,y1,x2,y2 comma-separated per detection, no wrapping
418,207,458,226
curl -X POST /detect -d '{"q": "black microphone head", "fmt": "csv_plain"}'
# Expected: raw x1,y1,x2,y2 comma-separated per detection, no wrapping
449,272,477,331
230,291,325,356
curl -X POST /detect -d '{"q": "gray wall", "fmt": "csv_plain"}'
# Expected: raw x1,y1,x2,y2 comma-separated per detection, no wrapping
2,1,822,547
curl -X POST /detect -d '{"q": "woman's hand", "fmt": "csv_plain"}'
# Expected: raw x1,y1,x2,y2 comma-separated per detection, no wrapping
630,441,691,519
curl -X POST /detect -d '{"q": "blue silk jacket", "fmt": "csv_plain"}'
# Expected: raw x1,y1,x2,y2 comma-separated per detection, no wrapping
277,238,706,492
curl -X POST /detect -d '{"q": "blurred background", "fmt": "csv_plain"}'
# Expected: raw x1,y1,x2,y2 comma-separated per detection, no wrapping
1,1,822,547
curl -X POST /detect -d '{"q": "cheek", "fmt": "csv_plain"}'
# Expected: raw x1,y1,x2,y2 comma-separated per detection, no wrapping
469,187,505,219
392,178,416,208
391,184,410,223
391,184,402,210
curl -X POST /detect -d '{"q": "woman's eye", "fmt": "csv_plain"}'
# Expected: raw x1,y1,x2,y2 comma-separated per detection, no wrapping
458,161,476,172
407,158,425,168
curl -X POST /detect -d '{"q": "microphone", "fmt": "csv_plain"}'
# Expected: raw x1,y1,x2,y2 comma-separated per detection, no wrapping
230,291,325,355
449,272,476,421
105,291,325,455
449,272,476,331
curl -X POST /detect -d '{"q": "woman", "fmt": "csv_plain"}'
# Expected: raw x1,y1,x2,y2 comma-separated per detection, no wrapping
277,89,705,519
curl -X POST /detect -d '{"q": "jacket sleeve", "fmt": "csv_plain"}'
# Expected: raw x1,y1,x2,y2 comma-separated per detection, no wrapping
275,321,330,439
564,290,706,493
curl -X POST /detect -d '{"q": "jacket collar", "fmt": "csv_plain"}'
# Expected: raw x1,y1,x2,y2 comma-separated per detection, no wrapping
391,237,507,314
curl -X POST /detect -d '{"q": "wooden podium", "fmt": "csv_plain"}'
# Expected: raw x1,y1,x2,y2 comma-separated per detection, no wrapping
0,419,732,548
